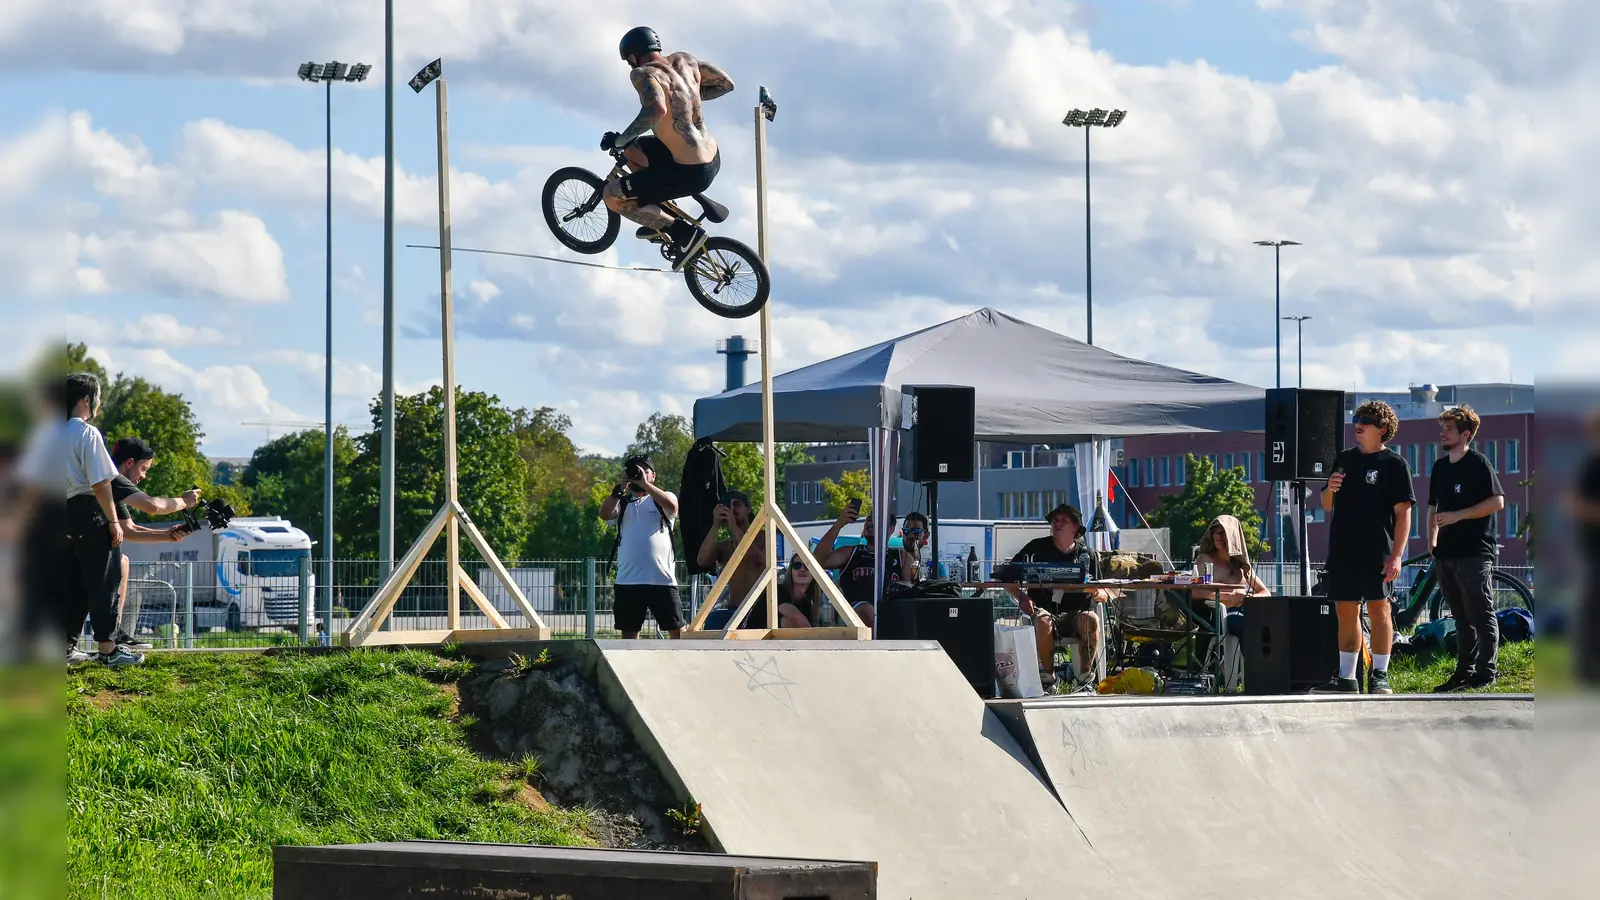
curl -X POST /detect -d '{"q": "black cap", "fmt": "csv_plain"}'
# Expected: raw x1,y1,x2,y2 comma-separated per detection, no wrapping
619,26,661,62
624,454,653,472
1044,502,1086,536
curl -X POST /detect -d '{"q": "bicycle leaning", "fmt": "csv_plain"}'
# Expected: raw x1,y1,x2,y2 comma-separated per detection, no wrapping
541,146,771,320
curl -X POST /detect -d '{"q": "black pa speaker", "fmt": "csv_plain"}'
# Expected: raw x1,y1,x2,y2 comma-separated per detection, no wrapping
1264,388,1344,482
1241,595,1341,694
902,384,975,482
878,595,996,698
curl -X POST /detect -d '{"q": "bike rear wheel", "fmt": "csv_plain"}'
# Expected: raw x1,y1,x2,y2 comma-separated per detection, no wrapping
682,235,769,319
542,167,619,254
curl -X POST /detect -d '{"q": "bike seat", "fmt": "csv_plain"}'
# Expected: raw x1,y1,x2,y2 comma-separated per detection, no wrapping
693,193,729,224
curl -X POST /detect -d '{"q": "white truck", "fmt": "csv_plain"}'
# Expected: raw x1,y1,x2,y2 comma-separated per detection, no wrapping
122,515,316,632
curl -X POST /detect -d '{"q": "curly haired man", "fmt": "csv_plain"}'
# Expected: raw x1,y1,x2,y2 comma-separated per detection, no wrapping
1313,400,1416,694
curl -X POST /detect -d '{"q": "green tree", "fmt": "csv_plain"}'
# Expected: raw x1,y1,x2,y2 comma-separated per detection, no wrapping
241,427,359,555
624,412,694,495
340,387,529,562
96,376,211,508
513,406,591,509
719,441,812,511
818,468,873,519
1147,454,1268,561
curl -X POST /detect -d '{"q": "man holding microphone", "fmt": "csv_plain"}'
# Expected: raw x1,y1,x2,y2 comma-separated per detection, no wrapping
1313,400,1415,694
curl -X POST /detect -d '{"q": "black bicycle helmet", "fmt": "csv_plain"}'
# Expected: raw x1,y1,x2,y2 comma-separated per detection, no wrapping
619,26,661,62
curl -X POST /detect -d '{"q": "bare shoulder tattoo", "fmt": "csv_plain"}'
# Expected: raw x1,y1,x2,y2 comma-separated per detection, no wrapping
697,59,735,101
619,67,666,141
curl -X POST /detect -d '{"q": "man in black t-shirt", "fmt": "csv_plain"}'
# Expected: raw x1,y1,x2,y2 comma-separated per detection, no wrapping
1312,400,1416,694
1003,503,1106,692
1427,406,1506,692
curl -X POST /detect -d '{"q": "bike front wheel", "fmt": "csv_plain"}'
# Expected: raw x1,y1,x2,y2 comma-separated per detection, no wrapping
682,236,770,319
542,167,619,254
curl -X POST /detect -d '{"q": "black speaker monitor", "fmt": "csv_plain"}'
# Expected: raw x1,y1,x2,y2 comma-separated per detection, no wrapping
878,595,996,698
902,384,976,483
1265,388,1344,482
1241,595,1341,694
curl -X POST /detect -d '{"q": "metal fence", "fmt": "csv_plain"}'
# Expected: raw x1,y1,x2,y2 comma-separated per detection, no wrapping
92,556,1535,650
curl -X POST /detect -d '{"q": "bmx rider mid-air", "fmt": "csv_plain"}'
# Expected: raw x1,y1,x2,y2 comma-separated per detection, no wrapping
601,26,735,270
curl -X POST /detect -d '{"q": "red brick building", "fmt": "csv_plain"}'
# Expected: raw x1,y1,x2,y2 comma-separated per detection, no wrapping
1118,384,1533,567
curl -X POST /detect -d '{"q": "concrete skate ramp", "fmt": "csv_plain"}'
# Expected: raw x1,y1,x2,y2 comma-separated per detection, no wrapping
991,694,1534,900
593,640,1126,900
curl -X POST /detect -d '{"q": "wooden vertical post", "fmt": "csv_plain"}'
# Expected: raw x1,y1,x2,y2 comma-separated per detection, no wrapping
436,77,461,631
754,100,779,631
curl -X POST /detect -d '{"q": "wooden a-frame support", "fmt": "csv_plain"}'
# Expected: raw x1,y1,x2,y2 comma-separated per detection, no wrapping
682,93,869,642
345,65,550,647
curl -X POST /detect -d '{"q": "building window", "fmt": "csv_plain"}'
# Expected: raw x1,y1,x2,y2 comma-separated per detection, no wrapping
1146,458,1156,486
1207,454,1218,471
1410,510,1422,539
1505,439,1521,473
1176,456,1187,486
1256,452,1266,482
1485,441,1498,471
1159,457,1171,486
1404,444,1418,475
1222,453,1233,473
1238,453,1250,482
1127,458,1139,487
1509,503,1521,538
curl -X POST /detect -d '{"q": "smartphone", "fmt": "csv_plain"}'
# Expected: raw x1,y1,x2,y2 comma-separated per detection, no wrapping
847,497,862,514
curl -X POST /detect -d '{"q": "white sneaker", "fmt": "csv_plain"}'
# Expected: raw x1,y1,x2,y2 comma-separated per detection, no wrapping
68,646,94,665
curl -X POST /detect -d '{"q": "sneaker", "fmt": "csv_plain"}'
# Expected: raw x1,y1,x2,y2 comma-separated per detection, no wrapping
1309,677,1360,694
97,647,144,668
635,225,669,243
1071,672,1100,695
1368,669,1393,694
114,629,154,651
68,645,95,665
670,224,709,271
1433,673,1471,694
1463,673,1497,691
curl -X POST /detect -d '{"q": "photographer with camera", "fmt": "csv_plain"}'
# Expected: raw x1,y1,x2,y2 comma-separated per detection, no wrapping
599,454,684,639
97,438,201,651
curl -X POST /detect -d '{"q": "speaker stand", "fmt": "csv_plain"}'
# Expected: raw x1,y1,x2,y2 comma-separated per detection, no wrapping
927,480,940,577
1294,479,1313,595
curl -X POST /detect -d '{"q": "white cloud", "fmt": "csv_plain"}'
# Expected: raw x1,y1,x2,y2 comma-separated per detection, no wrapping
80,211,290,304
63,312,234,348
1,0,1560,456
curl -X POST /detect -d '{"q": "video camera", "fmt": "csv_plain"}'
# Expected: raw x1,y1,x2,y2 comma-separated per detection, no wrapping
181,495,236,534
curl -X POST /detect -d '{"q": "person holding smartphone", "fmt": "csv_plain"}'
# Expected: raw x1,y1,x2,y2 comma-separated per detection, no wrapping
1312,400,1416,694
814,498,915,628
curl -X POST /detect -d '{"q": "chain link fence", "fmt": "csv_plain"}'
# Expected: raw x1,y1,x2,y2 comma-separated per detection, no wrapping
80,555,1534,650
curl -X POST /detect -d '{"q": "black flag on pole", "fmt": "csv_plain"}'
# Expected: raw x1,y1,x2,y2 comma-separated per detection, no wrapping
409,58,442,93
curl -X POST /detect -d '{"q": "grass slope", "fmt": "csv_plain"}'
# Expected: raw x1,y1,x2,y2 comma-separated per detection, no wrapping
69,650,592,900
1387,640,1535,694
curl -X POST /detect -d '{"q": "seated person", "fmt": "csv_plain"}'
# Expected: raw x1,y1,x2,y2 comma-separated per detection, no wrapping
1193,514,1272,638
695,491,765,614
813,502,915,629
1002,503,1110,690
769,554,826,628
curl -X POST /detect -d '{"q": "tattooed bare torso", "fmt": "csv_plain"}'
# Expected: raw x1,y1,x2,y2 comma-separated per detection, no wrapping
630,51,733,165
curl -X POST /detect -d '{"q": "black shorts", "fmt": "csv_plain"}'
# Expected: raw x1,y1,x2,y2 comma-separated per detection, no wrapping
614,583,685,634
1323,563,1389,603
618,136,721,207
1040,598,1093,639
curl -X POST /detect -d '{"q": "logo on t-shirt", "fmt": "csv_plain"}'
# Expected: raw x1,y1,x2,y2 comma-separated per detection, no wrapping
1365,469,1379,485
1453,484,1461,494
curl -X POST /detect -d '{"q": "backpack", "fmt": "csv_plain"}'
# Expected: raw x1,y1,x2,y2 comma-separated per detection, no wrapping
1496,608,1534,643
606,491,675,578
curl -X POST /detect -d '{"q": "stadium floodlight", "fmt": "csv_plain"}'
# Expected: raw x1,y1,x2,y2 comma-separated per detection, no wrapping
1060,108,1129,345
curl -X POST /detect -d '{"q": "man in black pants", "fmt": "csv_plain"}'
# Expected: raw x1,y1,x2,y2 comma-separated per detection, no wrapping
1428,405,1507,692
52,374,142,666
1313,400,1416,694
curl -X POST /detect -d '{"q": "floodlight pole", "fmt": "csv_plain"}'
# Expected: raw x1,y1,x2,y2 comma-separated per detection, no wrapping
1062,108,1127,346
380,0,397,577
1284,315,1312,387
299,59,369,643
1255,239,1301,591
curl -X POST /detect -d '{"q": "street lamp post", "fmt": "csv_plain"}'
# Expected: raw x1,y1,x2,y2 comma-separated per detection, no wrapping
1062,108,1127,346
1254,238,1300,590
1283,315,1312,387
298,60,370,644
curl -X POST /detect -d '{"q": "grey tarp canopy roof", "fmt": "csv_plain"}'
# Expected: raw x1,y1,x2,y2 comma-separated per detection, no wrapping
692,308,1265,443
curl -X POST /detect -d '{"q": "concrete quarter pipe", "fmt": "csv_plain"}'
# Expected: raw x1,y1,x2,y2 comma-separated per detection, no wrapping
593,641,1531,900
991,694,1533,900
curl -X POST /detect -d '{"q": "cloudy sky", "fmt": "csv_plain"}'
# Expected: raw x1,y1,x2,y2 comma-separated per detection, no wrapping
3,0,1578,459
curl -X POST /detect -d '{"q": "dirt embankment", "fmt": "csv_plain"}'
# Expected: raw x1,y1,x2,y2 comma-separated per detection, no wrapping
458,654,709,853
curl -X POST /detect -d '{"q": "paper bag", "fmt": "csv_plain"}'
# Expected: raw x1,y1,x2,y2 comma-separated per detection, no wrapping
994,622,1044,699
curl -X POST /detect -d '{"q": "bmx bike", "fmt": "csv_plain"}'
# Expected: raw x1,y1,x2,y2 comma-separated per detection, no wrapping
541,147,771,319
